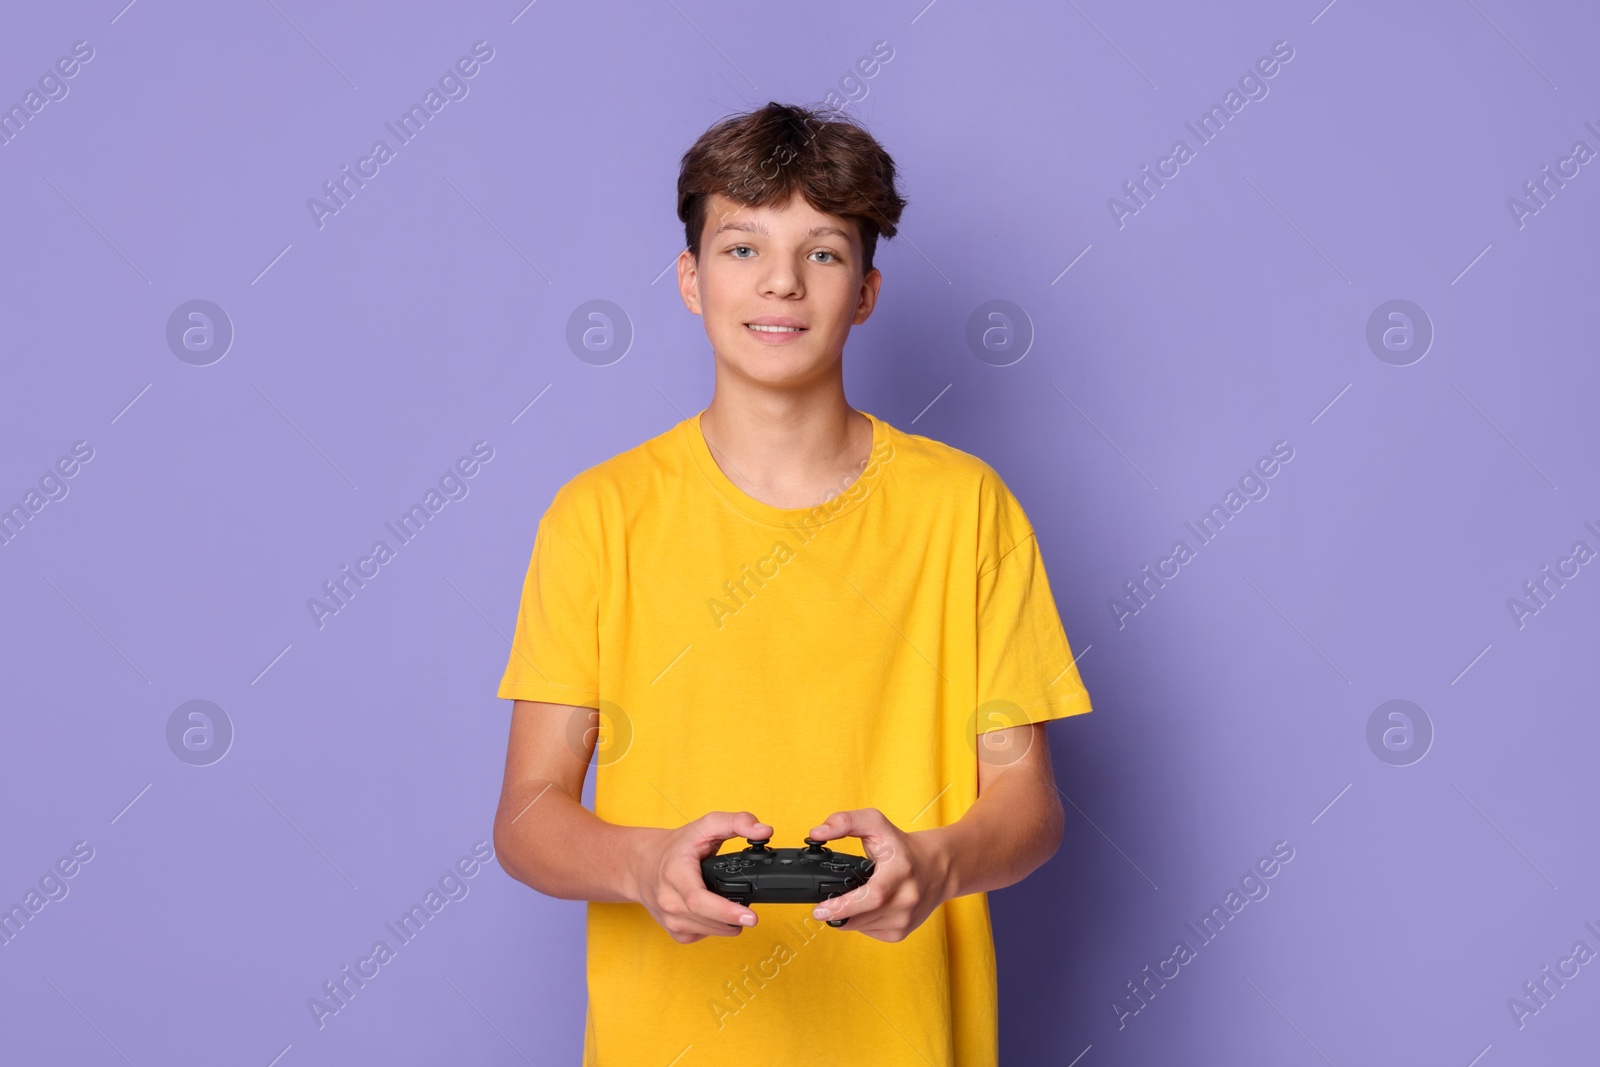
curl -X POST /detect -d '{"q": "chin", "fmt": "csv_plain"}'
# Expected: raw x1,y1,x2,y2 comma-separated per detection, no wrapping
729,361,821,387
720,350,830,386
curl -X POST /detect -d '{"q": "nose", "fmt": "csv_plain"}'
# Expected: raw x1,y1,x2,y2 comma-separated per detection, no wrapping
758,258,803,299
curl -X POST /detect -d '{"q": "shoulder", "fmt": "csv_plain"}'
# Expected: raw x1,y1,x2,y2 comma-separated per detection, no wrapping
876,418,1004,495
541,420,687,529
878,418,1034,540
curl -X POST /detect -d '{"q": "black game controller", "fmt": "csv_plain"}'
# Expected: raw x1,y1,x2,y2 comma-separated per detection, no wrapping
702,836,875,928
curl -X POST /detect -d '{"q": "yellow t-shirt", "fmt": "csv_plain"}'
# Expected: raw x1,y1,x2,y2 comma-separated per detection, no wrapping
497,408,1092,1066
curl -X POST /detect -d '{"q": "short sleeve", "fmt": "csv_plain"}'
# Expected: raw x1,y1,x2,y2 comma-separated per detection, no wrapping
496,488,600,707
975,490,1092,733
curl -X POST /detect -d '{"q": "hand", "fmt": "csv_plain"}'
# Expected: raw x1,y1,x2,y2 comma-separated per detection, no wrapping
627,811,770,944
807,808,950,942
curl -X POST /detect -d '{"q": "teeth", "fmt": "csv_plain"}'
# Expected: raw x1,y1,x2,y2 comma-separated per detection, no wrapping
746,324,803,333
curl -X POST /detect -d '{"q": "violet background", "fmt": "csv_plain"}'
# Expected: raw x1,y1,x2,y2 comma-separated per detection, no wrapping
2,1,1597,1064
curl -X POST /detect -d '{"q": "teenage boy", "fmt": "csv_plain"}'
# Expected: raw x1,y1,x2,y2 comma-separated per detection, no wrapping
493,102,1093,1066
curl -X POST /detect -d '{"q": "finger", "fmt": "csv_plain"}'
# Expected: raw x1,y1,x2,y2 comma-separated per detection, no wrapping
685,883,759,931
678,819,763,935
814,807,894,839
674,912,745,939
810,811,845,839
659,882,753,939
667,918,722,943
675,855,759,929
696,810,773,848
814,879,881,925
817,895,906,939
811,808,893,851
810,809,865,841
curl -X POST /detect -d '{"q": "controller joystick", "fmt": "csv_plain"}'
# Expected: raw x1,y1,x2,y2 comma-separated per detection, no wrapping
702,835,875,929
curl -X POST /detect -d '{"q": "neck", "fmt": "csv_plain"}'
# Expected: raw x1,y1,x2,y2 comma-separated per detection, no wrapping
698,378,872,509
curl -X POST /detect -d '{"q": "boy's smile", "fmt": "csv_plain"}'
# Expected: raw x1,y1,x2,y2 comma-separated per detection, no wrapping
679,190,881,387
742,314,809,344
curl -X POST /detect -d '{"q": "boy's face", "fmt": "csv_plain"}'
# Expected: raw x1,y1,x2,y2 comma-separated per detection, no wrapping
678,190,881,389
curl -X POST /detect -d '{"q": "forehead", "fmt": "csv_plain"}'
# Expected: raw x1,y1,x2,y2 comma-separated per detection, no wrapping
704,191,858,245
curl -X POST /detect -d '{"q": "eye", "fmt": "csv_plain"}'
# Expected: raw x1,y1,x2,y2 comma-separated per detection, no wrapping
729,245,754,258
811,250,838,263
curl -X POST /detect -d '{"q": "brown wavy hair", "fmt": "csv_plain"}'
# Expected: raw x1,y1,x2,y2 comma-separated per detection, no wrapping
677,101,907,276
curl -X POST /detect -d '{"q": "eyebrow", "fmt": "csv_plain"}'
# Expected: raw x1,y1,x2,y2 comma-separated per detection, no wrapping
713,219,853,241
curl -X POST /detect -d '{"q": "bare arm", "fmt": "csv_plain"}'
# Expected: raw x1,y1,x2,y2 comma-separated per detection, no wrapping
802,721,1067,938
925,721,1066,899
491,699,645,902
492,699,771,941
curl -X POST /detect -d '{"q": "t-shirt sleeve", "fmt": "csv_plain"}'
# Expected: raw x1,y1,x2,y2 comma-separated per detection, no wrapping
496,486,601,708
975,478,1092,733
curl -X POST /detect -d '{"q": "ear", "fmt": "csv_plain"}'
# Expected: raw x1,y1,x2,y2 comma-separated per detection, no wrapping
852,267,882,325
677,248,703,316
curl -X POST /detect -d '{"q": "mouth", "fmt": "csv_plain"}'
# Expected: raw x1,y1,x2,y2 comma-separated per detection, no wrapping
744,323,807,334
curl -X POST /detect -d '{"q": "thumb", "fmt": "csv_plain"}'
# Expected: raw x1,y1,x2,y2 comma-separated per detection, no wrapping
735,810,774,839
698,810,772,845
811,809,867,841
812,809,898,862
